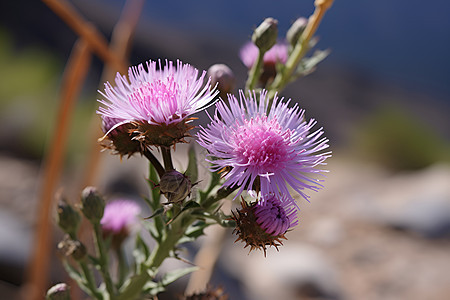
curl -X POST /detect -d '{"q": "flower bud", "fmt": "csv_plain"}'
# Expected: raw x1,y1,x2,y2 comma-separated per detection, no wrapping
159,170,192,204
57,200,81,237
252,17,278,53
80,186,105,223
46,283,71,300
287,17,308,46
207,64,235,100
230,194,298,256
58,235,87,261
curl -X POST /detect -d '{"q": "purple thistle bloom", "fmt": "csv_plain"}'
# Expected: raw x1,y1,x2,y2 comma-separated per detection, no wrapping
101,200,141,235
97,59,218,130
254,194,299,236
197,90,330,201
239,41,288,69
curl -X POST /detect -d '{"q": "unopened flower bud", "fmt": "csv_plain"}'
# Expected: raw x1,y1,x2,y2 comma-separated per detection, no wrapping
230,194,298,256
287,17,308,46
58,235,87,261
207,64,235,100
252,17,278,52
46,283,71,300
80,186,105,223
159,170,192,204
57,200,81,237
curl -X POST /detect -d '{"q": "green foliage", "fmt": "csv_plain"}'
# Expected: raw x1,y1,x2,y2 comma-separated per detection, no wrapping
0,28,96,161
352,105,450,171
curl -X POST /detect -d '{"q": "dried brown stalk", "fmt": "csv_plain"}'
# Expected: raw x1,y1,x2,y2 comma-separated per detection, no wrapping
24,38,92,300
81,0,145,188
42,0,128,74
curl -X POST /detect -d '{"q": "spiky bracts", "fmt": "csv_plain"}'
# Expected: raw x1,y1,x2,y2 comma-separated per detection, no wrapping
180,285,228,300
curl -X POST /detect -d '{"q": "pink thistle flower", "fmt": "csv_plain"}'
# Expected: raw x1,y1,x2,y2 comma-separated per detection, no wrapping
101,200,141,247
97,60,218,147
197,90,330,201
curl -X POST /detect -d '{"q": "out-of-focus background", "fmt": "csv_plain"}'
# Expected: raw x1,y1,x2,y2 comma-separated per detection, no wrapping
1,0,450,299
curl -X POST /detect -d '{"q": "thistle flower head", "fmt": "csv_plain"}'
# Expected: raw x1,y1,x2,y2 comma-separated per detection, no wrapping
197,90,330,201
231,194,298,255
97,60,218,148
99,116,142,157
101,199,141,247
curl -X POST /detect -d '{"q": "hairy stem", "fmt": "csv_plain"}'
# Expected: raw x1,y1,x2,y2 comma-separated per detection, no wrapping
93,223,116,298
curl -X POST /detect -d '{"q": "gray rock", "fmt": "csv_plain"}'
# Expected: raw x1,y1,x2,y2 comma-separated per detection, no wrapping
223,243,341,300
352,164,450,238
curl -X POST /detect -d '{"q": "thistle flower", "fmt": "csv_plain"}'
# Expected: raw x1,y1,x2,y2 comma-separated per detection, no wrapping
101,199,141,248
231,194,298,255
240,41,288,86
97,60,218,148
99,116,142,157
197,90,330,201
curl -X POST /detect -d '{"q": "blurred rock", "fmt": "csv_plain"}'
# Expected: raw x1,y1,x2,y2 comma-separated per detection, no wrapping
307,217,345,247
222,243,341,300
353,163,450,238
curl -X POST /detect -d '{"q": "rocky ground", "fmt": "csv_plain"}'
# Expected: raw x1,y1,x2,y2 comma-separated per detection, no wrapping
1,152,450,300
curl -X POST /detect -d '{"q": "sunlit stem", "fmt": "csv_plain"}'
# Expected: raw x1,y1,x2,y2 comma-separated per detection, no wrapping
267,0,334,103
245,48,266,92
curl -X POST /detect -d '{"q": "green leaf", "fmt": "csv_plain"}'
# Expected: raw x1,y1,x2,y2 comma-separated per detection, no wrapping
141,267,198,296
133,235,150,273
62,260,82,282
295,49,330,78
185,145,198,184
144,207,165,220
167,200,201,225
160,266,199,286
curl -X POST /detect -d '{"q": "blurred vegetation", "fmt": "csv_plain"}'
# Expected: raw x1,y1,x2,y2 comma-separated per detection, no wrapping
351,104,450,172
0,28,97,163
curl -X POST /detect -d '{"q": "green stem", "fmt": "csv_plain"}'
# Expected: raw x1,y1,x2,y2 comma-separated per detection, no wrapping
93,223,116,298
115,248,128,289
267,0,334,103
79,260,103,299
161,146,174,171
142,148,164,178
267,39,309,105
202,186,237,209
117,214,192,300
245,48,266,92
